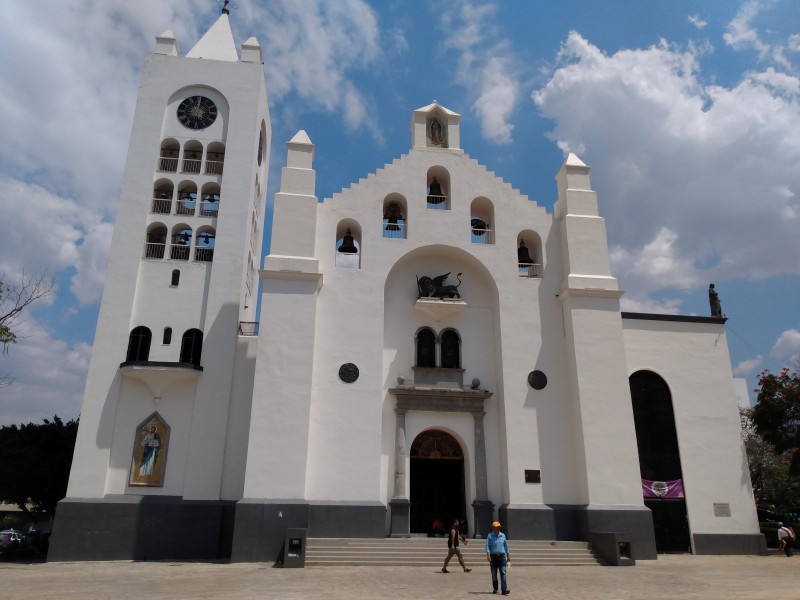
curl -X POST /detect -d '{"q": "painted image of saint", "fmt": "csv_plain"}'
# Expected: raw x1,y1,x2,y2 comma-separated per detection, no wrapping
430,118,443,145
139,424,162,477
129,412,170,487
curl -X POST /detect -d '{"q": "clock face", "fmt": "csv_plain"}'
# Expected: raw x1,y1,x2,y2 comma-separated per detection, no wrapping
177,96,218,130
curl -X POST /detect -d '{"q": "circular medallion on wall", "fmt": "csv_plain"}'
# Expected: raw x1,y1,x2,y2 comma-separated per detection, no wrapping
339,363,359,383
527,370,547,390
177,95,218,130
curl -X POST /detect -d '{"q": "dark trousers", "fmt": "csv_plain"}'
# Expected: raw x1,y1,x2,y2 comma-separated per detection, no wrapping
490,554,508,591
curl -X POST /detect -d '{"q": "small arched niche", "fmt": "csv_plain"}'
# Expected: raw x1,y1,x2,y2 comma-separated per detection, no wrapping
200,182,221,217
152,179,174,214
426,166,450,210
383,193,407,239
170,224,192,261
517,230,543,278
181,140,203,174
195,227,216,262
176,181,197,216
470,197,494,245
335,219,362,269
158,138,179,172
205,141,225,175
145,223,167,259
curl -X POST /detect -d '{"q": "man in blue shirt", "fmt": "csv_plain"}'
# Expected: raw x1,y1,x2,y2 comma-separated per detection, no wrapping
485,521,510,595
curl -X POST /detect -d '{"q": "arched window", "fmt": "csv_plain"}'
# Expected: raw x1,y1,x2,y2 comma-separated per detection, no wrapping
200,183,221,217
176,182,197,216
158,139,179,172
180,329,203,366
383,194,407,239
205,141,225,175
181,140,203,174
517,230,543,278
195,227,215,262
335,220,361,269
426,167,450,210
126,326,152,362
416,328,436,367
152,179,174,214
440,329,461,368
171,269,180,286
470,197,494,244
170,225,192,261
163,327,172,345
145,224,167,259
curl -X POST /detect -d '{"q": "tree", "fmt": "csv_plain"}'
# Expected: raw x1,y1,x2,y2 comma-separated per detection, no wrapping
751,365,800,474
0,416,79,523
0,271,56,387
741,407,800,509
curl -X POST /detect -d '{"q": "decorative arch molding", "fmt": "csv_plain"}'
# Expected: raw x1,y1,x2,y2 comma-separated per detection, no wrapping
411,429,463,459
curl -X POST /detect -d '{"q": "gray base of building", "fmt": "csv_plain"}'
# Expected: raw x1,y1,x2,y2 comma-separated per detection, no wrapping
230,499,386,563
500,503,657,560
692,533,767,555
48,496,235,562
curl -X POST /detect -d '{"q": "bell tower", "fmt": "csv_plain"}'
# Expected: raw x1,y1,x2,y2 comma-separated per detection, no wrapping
50,11,271,560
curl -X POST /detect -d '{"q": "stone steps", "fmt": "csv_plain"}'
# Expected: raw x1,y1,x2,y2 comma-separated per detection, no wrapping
305,538,607,567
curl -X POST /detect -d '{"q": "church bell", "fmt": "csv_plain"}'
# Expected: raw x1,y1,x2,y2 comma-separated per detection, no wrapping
518,240,533,264
338,229,358,253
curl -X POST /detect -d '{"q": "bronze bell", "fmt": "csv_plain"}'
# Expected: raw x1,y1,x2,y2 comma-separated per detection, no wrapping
338,229,358,253
518,240,533,264
428,177,445,204
384,202,402,231
471,218,487,236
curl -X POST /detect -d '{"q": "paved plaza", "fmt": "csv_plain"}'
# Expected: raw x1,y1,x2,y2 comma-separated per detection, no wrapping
1,552,796,599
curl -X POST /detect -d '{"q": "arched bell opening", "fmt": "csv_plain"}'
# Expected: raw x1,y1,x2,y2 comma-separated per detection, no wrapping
426,166,450,210
470,197,494,244
630,370,691,553
335,219,362,269
516,230,542,278
409,429,466,535
383,193,407,239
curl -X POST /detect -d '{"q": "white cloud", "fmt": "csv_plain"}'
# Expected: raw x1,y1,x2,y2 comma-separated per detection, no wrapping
733,355,764,377
771,329,800,358
723,1,771,59
441,1,520,144
253,0,382,134
688,14,708,30
0,316,90,426
723,0,796,70
532,31,800,301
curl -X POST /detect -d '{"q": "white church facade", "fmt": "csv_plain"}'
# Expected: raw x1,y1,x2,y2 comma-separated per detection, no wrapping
49,13,765,562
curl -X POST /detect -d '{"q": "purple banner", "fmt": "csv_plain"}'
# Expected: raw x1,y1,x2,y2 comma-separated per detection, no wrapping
642,479,685,499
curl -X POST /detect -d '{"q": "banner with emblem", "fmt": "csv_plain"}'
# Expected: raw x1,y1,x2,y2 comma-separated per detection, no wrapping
642,479,685,499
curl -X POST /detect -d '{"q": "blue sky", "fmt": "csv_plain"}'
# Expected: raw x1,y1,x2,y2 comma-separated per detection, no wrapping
0,0,798,425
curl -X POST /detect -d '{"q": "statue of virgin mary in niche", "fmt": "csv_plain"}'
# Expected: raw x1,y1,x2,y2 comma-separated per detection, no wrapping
429,118,443,145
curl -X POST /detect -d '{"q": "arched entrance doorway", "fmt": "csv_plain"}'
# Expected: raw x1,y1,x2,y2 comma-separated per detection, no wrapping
630,370,691,553
410,430,466,534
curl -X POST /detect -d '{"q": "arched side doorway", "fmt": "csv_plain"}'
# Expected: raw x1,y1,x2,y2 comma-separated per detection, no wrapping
410,430,466,535
630,370,691,553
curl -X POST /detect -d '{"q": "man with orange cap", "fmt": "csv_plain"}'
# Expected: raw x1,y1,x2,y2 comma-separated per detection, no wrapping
485,521,510,594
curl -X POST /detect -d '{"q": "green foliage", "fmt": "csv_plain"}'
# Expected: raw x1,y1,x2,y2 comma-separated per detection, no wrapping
741,408,800,508
751,367,800,474
0,416,79,520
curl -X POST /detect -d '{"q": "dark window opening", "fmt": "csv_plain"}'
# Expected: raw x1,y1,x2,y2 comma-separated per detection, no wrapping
171,270,180,286
440,330,461,368
126,326,152,362
416,328,436,368
163,327,172,345
180,328,203,366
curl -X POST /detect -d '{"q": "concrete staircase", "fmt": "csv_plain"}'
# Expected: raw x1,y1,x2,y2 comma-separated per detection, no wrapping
305,537,606,567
